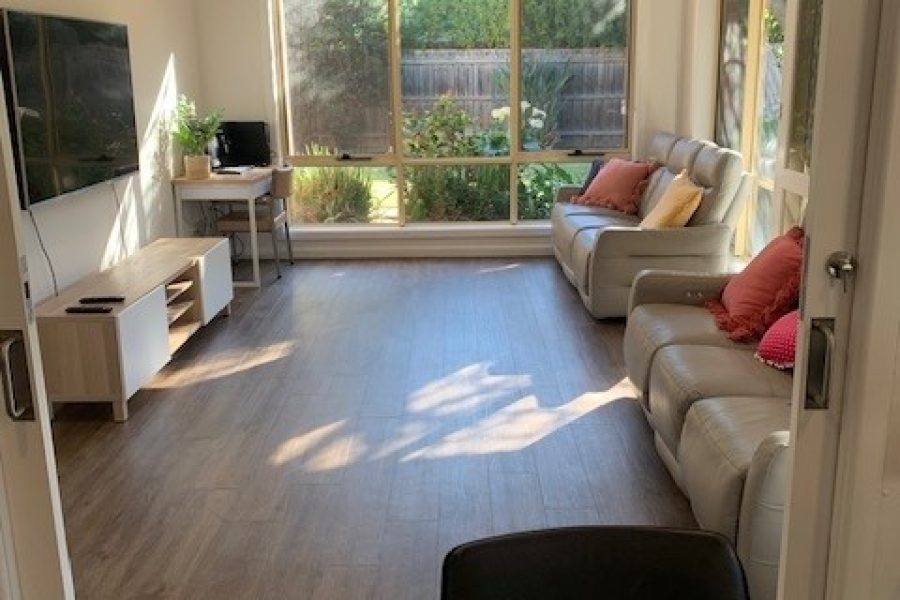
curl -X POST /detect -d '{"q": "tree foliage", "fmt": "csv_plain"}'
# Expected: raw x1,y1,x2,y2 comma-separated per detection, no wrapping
400,0,628,50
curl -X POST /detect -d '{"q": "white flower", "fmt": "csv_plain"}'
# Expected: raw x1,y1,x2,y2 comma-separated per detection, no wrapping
491,106,510,121
532,108,547,119
528,118,544,129
521,100,531,110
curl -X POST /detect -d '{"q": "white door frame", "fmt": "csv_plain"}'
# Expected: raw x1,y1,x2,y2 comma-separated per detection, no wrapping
777,0,883,598
0,68,74,598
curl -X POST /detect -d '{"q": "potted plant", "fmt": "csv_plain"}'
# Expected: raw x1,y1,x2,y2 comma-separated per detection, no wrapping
173,95,222,179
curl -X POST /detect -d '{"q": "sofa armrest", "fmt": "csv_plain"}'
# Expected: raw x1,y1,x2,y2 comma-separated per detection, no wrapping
628,270,734,313
555,186,581,203
737,431,790,600
594,224,732,258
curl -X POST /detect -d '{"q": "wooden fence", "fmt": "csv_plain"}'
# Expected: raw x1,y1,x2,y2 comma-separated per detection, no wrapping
292,48,627,154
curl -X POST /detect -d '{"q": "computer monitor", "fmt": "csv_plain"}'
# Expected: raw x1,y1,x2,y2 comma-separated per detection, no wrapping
215,121,271,167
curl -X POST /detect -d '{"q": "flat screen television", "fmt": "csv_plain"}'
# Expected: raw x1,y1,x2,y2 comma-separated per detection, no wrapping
0,10,139,208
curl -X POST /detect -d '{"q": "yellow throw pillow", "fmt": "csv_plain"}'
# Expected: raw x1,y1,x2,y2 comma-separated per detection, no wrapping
639,170,703,229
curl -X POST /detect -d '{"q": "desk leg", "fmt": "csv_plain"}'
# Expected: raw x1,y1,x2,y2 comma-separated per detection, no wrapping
248,195,261,288
174,186,184,237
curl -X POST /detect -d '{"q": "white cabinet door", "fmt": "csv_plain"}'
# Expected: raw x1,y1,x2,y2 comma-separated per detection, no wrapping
198,239,233,325
117,286,170,400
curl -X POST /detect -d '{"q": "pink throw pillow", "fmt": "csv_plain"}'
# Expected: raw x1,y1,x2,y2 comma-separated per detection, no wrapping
572,158,657,215
756,310,800,369
706,227,805,342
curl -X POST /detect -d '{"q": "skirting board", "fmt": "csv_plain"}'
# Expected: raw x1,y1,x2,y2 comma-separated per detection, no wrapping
230,223,554,259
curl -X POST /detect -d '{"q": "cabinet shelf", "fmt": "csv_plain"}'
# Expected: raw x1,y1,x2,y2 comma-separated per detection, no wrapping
167,300,195,325
166,280,194,304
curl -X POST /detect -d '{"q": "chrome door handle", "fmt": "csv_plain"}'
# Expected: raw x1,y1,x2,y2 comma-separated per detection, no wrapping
804,318,835,410
1,331,34,421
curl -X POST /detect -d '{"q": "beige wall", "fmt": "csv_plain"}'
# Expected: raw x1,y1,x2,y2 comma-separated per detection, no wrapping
194,0,282,160
632,0,721,156
5,0,203,302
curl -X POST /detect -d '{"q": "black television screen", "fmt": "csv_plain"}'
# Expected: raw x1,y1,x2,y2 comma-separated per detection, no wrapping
0,10,139,207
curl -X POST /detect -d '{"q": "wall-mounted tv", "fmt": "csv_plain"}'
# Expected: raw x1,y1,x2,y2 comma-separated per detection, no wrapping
0,10,139,208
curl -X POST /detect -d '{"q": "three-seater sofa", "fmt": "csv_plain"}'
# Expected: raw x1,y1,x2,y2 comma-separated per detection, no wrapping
623,270,792,600
551,132,750,318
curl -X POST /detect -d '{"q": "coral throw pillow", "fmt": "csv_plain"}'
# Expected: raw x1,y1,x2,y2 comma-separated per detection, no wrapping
577,159,605,195
572,158,656,215
639,170,703,229
707,227,805,342
756,310,800,369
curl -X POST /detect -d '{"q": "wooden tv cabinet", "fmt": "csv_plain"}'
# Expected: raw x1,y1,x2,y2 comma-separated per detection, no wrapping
35,238,233,421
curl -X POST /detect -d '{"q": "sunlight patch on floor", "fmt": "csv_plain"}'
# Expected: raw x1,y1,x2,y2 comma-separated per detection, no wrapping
269,420,347,467
408,363,531,416
149,341,297,389
404,378,631,461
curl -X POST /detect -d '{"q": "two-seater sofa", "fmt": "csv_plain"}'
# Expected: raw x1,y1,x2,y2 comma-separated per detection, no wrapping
623,270,792,600
552,132,750,318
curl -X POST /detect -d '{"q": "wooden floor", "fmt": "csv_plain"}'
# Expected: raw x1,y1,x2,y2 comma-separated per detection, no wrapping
53,259,694,600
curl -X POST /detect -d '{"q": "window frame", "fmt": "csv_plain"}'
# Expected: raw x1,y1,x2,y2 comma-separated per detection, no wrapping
272,0,635,226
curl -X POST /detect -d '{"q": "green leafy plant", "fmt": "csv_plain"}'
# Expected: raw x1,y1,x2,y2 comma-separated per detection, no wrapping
403,96,509,221
291,144,373,223
172,96,222,156
517,163,576,220
495,59,573,150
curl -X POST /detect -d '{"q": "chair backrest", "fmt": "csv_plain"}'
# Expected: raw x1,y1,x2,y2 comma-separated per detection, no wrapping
639,136,705,218
638,131,747,229
688,144,745,226
271,167,294,199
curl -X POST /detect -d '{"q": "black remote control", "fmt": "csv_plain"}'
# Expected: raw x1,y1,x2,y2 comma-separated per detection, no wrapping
79,296,125,304
66,306,113,314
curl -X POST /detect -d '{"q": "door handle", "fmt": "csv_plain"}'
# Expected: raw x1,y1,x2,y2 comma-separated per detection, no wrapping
1,331,34,421
804,318,835,410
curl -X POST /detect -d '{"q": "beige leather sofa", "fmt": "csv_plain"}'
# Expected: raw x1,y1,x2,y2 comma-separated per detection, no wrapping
623,270,791,600
551,132,750,318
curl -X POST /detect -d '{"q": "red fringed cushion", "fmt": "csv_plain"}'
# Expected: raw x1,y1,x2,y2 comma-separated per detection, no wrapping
571,158,657,215
756,310,800,369
706,227,804,343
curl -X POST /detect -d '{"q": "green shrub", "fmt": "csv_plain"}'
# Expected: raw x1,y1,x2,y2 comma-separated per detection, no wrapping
291,145,373,223
517,163,577,220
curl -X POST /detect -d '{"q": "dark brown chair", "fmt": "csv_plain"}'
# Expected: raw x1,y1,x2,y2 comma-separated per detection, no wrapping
442,527,750,600
216,167,296,279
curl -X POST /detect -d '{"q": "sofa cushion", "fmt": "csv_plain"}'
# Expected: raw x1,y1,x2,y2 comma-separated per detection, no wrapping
573,159,657,214
680,397,791,541
639,139,704,218
639,170,703,229
552,201,636,221
551,212,640,268
648,346,793,455
688,146,745,226
708,227,804,342
624,304,745,397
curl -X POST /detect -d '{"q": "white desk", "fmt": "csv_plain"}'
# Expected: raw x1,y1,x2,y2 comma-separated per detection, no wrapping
173,168,272,288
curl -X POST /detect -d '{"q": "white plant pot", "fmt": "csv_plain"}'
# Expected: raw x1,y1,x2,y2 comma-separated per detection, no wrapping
184,155,211,179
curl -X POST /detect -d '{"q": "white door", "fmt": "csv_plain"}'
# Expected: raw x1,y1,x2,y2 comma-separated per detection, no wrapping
0,71,74,598
777,0,885,597
814,2,900,597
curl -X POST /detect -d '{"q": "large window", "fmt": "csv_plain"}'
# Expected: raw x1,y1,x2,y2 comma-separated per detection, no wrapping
716,0,819,256
277,0,632,225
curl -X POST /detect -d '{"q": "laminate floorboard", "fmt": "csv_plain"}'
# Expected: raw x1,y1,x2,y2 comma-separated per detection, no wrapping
52,259,694,599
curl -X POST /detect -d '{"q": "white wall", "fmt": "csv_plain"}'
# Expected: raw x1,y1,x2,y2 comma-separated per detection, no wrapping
4,0,204,302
